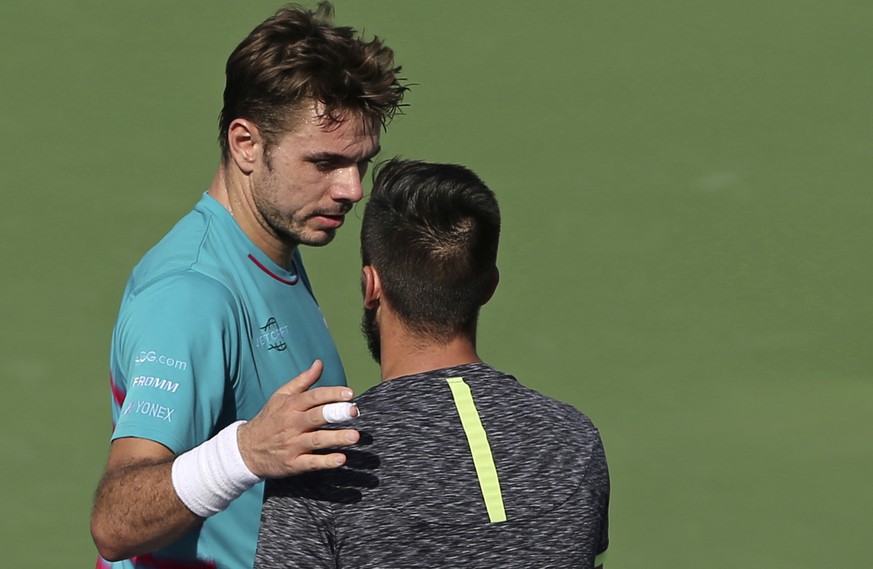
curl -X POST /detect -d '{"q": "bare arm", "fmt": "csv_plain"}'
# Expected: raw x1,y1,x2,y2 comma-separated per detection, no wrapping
91,439,197,561
91,360,359,561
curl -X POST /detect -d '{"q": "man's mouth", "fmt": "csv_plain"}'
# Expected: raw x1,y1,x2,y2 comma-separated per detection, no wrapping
314,213,345,228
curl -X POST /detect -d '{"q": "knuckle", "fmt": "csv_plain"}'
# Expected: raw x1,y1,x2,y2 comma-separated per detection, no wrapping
294,455,320,473
309,408,325,425
306,389,332,407
308,456,326,472
309,431,324,449
312,386,350,404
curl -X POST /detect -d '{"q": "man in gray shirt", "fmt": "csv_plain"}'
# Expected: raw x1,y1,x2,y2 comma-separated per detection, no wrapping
255,158,610,568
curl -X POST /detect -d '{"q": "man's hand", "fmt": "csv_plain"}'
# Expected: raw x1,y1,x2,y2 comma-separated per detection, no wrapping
237,359,360,478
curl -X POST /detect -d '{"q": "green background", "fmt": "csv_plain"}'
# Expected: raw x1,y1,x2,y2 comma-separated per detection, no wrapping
1,1,870,566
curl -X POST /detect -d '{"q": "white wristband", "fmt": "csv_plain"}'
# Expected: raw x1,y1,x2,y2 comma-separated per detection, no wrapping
171,421,263,518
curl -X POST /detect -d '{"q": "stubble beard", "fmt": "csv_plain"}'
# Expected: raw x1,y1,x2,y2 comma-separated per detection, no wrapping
252,171,339,249
279,219,337,248
361,305,381,364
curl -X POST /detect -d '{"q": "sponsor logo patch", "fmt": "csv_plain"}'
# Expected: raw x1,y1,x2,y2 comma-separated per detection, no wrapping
122,400,175,422
131,375,180,393
256,317,289,352
134,351,188,370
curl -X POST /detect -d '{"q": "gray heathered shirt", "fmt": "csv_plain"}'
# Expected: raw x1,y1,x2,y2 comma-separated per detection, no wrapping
254,363,609,568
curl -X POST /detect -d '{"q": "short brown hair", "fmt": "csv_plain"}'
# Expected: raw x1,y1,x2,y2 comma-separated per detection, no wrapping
218,2,407,161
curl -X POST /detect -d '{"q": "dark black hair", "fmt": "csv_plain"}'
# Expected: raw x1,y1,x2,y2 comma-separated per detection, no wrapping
361,158,500,341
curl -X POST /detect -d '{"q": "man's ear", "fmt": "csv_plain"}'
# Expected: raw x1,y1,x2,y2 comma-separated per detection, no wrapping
481,267,500,305
362,265,382,309
227,118,261,174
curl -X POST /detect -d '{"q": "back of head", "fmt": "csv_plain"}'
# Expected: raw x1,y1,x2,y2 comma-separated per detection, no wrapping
361,158,501,342
218,1,407,161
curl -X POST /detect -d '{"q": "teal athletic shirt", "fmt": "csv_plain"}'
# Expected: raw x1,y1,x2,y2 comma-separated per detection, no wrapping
101,193,347,569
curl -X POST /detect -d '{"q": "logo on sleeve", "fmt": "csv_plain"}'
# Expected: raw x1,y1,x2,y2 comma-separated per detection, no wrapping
122,400,175,422
256,317,288,352
131,375,180,393
134,351,188,371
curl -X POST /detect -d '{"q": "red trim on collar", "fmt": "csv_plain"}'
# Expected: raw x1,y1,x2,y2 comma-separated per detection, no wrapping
248,254,299,285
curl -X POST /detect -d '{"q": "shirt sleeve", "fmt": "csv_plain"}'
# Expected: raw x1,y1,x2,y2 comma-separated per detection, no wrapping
110,272,241,454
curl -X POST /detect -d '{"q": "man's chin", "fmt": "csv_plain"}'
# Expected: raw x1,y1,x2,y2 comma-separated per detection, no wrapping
292,229,337,248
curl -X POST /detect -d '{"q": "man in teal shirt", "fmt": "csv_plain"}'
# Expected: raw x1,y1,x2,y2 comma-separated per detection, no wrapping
90,4,407,568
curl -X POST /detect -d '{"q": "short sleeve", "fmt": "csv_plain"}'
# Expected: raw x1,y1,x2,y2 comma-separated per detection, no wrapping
110,272,241,453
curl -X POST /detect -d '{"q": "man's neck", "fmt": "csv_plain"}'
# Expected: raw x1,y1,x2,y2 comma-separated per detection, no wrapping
379,331,482,382
208,165,296,269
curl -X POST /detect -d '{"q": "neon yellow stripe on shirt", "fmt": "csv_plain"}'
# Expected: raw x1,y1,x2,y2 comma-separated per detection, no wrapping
446,376,507,524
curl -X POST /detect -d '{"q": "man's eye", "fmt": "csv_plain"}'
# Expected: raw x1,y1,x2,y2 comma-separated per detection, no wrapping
315,161,334,172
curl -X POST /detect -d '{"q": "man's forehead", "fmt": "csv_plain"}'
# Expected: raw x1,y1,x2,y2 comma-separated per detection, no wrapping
285,124,380,166
318,114,379,139
317,122,379,158
289,112,377,145
297,101,380,136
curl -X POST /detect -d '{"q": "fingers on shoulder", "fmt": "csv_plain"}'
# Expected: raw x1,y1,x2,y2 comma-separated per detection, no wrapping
282,385,355,414
308,427,359,450
291,451,348,474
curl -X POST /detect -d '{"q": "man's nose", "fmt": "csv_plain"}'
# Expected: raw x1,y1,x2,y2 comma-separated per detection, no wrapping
331,165,365,203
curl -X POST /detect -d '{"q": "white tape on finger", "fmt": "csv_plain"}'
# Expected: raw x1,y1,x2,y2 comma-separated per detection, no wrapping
323,402,357,423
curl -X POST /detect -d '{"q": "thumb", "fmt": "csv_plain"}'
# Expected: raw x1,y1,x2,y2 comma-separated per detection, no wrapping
276,359,323,395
